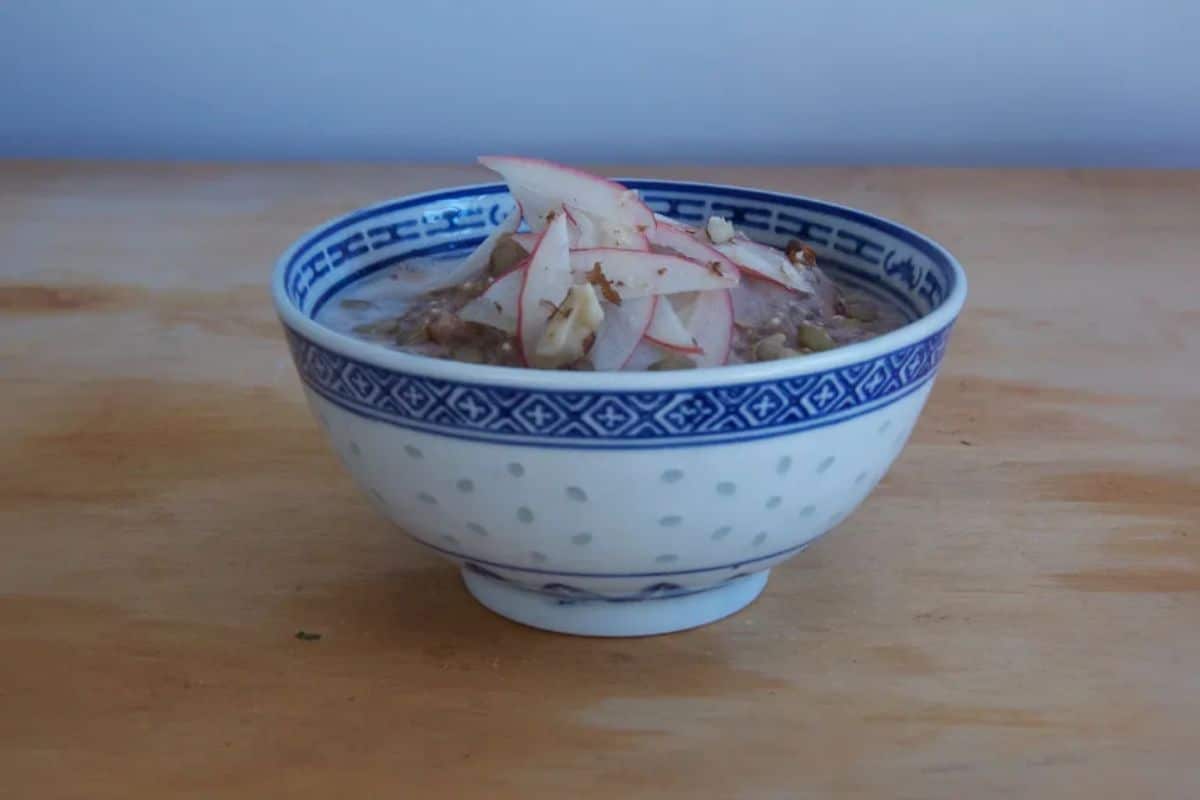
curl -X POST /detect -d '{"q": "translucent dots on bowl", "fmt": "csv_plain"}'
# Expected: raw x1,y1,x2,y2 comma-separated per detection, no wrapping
854,471,868,486
418,492,438,505
456,478,475,493
466,522,489,537
348,441,362,457
443,534,460,546
716,481,737,496
816,455,835,474
507,462,525,477
655,554,679,564
661,469,684,484
877,419,893,435
752,531,768,547
516,506,534,524
404,445,423,460
659,515,683,527
766,495,783,510
776,456,792,475
799,504,816,517
369,488,387,507
531,551,548,564
571,532,593,546
565,486,588,502
711,525,732,541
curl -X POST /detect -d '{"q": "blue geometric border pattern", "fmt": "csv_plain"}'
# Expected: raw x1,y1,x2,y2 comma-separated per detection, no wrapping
285,323,951,449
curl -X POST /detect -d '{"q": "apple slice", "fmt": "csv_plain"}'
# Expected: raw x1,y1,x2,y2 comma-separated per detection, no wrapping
588,296,656,370
648,221,740,277
653,212,686,226
713,237,815,294
458,265,525,334
517,213,573,366
645,296,701,354
568,248,738,299
676,289,734,367
479,156,655,233
568,205,650,250
511,216,647,252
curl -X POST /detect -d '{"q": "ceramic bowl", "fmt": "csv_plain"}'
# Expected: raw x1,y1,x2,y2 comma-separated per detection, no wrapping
272,179,966,636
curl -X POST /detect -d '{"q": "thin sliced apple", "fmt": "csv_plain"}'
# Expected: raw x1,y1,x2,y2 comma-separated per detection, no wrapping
517,213,573,366
713,237,815,294
479,156,655,233
588,296,655,370
623,339,670,371
568,248,738,299
676,289,734,367
514,219,648,255
644,296,701,354
568,205,650,250
648,221,740,278
458,265,525,334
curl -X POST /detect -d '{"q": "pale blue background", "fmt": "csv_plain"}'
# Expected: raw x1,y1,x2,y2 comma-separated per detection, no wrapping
2,0,1197,165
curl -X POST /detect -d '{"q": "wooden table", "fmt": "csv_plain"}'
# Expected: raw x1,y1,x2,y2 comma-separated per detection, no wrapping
2,163,1197,798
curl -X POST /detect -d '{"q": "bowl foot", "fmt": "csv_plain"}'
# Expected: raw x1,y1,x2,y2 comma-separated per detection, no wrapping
461,569,769,637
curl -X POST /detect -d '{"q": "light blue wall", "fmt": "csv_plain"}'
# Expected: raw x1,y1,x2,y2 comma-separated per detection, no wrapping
2,1,1197,166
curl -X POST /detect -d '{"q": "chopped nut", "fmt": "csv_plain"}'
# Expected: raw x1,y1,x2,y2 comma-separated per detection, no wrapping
786,240,817,267
586,263,622,305
533,284,606,369
707,261,725,277
754,333,799,361
540,298,565,321
798,323,836,352
705,216,736,244
844,301,879,322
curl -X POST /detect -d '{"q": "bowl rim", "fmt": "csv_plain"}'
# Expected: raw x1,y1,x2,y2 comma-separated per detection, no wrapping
272,179,967,391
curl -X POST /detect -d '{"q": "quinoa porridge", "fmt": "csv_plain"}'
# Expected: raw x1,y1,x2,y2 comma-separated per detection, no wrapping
320,157,904,370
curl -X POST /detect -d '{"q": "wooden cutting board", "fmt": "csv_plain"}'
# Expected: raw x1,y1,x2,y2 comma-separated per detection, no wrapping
2,162,1197,798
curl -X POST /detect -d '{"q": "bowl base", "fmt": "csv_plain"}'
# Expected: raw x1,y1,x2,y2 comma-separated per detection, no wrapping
461,569,769,637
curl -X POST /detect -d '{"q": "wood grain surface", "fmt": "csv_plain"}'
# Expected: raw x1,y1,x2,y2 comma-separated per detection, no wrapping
1,162,1197,798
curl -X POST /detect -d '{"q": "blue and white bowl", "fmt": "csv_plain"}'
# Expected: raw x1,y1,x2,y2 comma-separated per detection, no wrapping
272,179,967,636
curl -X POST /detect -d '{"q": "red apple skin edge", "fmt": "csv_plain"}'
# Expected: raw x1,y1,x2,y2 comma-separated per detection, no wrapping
512,226,552,368
618,296,659,370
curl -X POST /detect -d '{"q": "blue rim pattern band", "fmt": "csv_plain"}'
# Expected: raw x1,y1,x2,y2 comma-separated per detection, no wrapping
285,323,950,448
